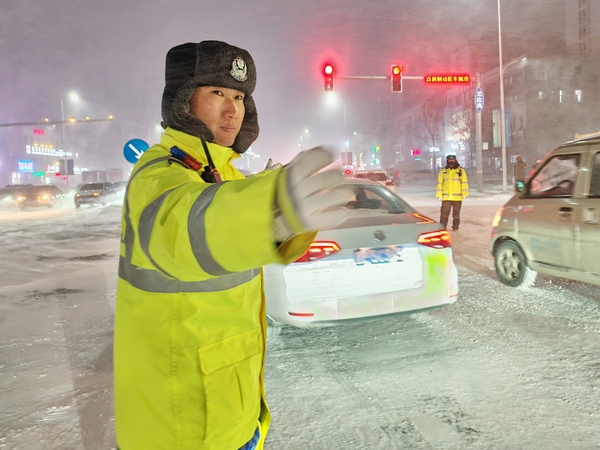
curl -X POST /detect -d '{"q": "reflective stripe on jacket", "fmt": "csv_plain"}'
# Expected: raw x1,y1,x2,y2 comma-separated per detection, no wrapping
436,167,469,201
114,128,315,449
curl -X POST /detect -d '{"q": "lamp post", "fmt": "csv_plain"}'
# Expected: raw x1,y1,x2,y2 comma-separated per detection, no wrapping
498,53,527,192
60,99,68,187
60,92,79,188
497,0,508,192
342,100,348,151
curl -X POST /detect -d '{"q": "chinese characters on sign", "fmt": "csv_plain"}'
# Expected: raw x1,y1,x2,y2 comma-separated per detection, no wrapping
26,145,64,156
424,75,470,84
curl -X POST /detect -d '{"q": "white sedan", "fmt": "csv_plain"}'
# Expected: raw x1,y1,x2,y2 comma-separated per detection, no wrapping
264,178,459,330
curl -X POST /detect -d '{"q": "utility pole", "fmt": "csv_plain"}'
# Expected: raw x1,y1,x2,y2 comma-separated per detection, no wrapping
475,73,483,193
61,100,69,188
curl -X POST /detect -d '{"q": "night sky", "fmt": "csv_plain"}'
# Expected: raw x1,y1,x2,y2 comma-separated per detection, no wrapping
0,0,565,167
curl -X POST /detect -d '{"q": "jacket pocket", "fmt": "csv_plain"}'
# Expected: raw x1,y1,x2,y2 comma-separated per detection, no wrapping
197,329,263,445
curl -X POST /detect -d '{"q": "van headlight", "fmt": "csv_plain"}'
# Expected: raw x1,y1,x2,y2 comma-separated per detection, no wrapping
491,207,504,228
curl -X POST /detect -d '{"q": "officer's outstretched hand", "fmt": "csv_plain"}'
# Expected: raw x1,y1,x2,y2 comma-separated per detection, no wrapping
264,158,282,171
273,146,353,242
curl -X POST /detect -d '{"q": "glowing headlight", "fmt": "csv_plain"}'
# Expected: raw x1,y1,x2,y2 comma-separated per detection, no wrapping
491,207,504,228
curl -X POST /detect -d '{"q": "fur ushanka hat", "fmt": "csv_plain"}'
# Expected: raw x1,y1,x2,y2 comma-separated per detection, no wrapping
161,40,259,154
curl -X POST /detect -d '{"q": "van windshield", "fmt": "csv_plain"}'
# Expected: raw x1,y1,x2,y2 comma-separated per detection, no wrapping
81,183,104,191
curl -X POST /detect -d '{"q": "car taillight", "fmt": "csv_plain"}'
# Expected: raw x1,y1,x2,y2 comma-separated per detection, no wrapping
294,241,340,262
287,312,315,317
417,230,451,248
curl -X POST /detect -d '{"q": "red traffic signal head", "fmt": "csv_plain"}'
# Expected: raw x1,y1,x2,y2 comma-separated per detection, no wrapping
391,64,402,92
323,63,334,91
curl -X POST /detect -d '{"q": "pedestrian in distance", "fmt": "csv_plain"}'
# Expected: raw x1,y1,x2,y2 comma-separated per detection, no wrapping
513,155,528,189
113,40,355,450
436,155,469,231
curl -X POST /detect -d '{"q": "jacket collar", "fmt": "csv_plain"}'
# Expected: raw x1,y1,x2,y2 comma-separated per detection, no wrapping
160,127,240,168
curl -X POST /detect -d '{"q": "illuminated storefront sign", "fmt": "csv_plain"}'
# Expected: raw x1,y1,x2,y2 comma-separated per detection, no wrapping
424,74,470,84
25,145,73,157
26,144,64,156
18,160,34,172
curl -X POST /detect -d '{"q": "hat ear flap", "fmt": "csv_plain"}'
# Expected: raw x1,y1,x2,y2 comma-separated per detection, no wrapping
232,95,259,154
166,81,215,141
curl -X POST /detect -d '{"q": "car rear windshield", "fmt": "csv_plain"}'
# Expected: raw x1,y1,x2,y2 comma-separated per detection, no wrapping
26,186,53,194
355,172,388,182
81,183,104,190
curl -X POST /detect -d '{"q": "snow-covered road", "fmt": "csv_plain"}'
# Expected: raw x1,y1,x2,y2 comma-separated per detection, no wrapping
1,187,599,449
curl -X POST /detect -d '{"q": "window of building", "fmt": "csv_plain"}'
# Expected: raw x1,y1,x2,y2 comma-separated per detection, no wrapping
575,90,582,103
559,90,563,103
538,91,544,100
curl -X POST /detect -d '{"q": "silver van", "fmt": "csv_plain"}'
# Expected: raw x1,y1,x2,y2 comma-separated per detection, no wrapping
74,182,116,208
490,134,600,287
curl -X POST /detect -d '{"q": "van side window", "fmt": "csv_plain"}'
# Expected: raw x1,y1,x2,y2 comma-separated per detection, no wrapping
528,154,580,198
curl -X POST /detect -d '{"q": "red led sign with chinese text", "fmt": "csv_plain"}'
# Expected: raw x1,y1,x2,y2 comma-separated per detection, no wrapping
424,75,471,84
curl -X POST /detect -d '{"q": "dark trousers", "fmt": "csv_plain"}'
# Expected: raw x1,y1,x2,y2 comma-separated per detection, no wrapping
440,200,462,230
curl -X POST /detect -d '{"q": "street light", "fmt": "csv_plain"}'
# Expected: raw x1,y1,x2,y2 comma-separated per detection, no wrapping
498,52,526,192
60,92,79,187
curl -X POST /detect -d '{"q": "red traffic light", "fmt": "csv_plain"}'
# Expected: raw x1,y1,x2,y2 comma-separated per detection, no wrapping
391,64,402,92
323,63,334,91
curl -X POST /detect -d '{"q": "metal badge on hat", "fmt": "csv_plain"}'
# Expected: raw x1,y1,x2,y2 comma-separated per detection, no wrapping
230,57,248,82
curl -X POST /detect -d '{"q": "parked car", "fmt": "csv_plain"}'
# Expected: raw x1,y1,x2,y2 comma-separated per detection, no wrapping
490,134,600,287
264,178,458,330
402,169,435,183
353,170,396,190
74,182,116,208
14,185,65,209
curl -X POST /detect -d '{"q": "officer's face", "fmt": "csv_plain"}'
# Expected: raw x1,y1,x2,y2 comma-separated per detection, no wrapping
447,159,458,168
190,86,246,147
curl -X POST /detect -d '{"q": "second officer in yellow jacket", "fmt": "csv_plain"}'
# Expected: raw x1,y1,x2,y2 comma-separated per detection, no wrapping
436,154,469,231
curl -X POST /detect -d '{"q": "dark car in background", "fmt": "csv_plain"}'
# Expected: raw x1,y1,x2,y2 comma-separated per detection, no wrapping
15,185,65,209
0,184,33,201
74,182,117,208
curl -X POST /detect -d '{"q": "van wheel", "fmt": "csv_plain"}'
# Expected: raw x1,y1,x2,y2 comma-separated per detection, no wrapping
75,203,81,209
494,240,537,287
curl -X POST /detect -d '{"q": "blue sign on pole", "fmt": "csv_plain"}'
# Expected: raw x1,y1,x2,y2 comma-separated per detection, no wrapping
475,87,484,113
123,139,150,164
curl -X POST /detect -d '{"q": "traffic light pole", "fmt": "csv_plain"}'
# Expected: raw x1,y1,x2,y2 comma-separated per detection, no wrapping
0,118,114,127
336,75,422,80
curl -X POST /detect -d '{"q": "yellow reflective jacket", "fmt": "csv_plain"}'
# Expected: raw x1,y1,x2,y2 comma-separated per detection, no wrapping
114,128,315,449
436,166,469,201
